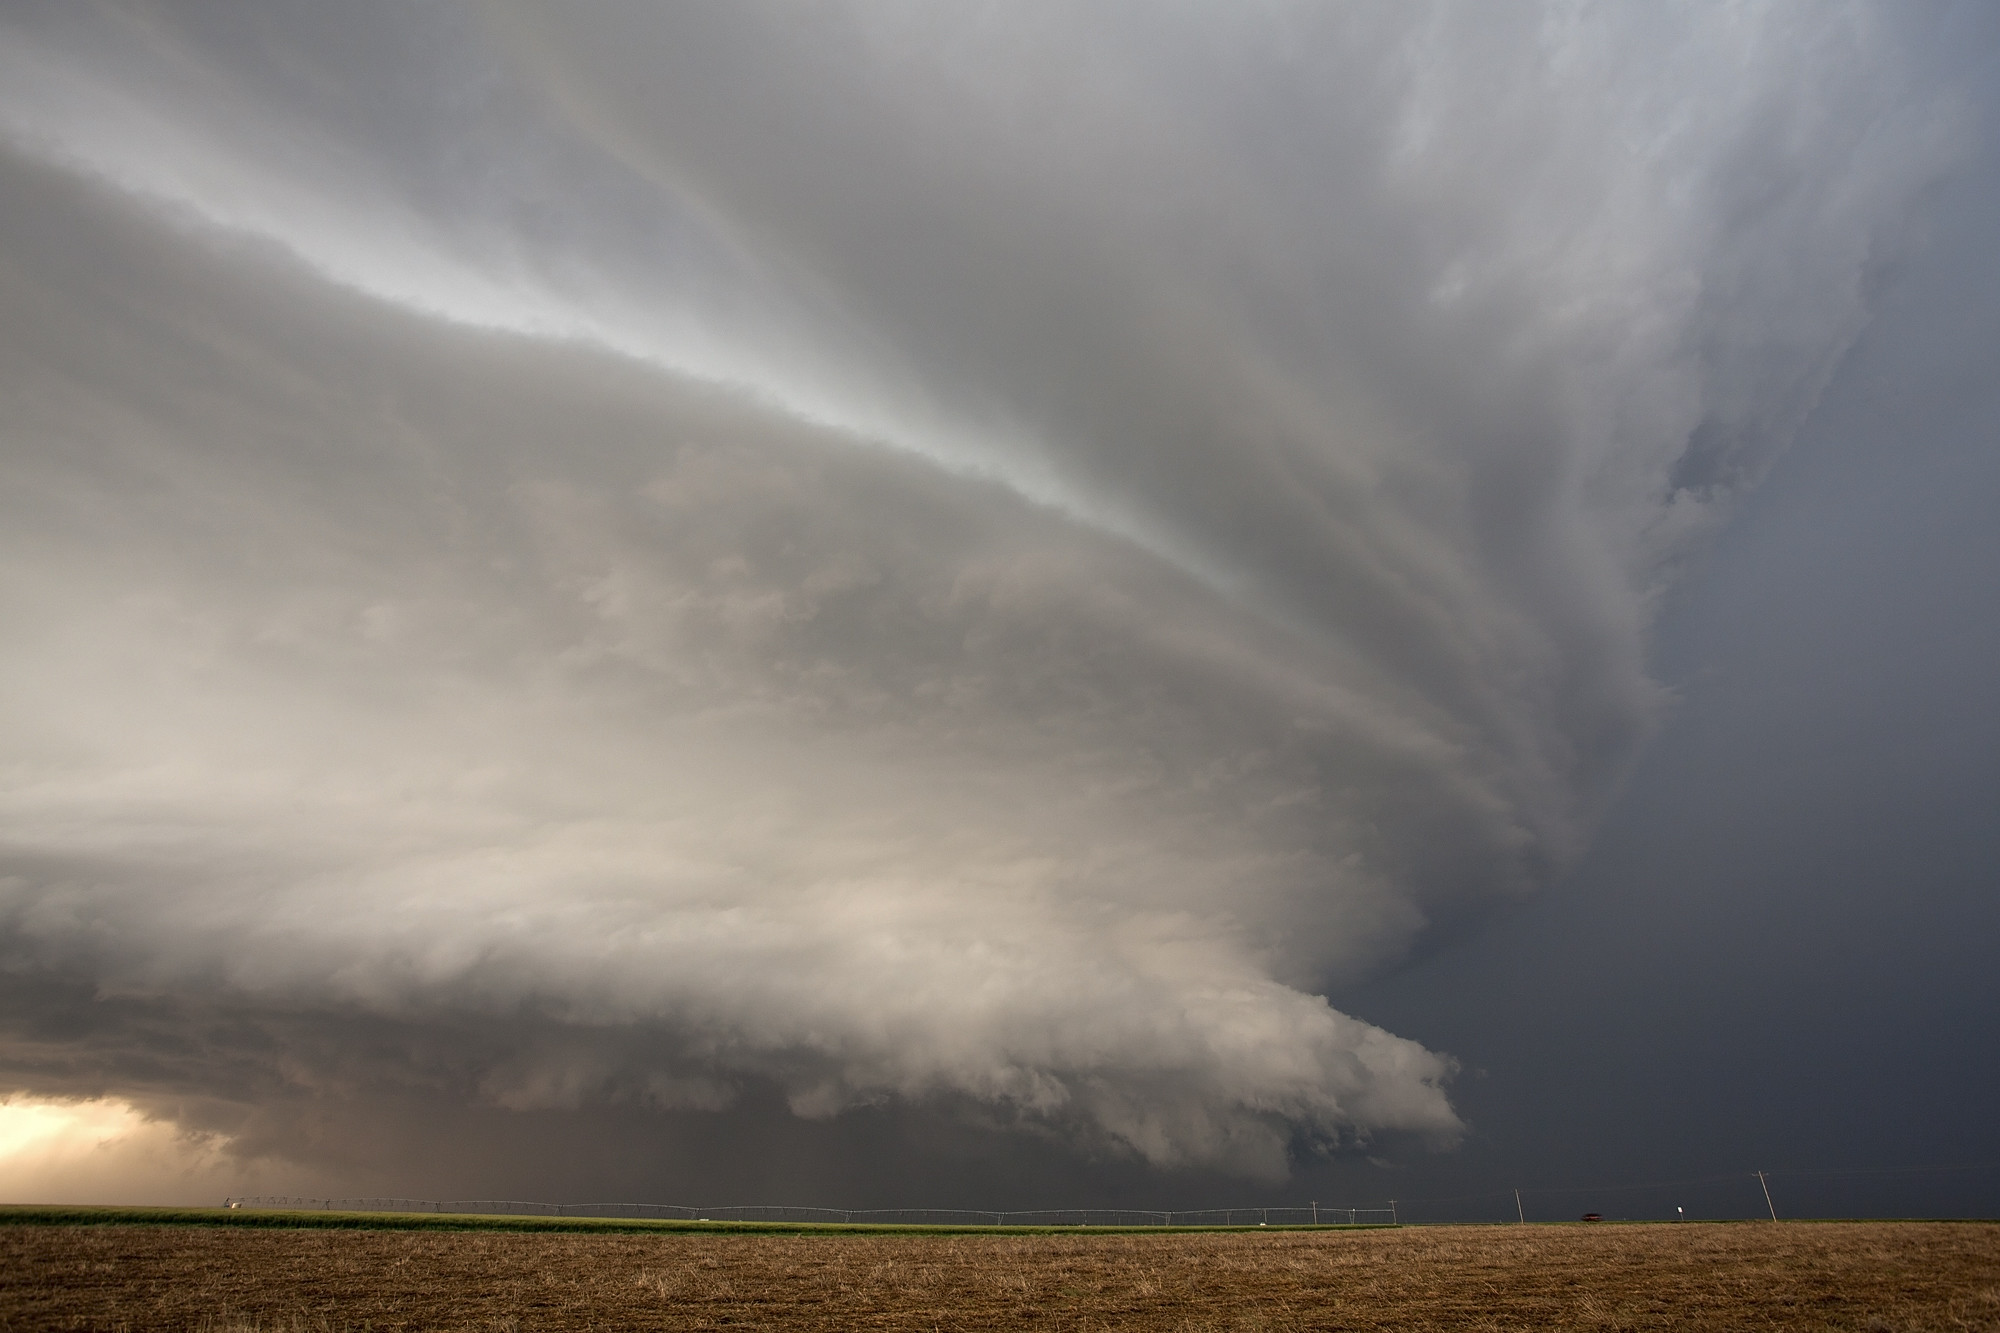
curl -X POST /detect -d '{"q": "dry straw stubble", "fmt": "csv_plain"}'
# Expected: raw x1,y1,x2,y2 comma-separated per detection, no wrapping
2,1220,1997,1331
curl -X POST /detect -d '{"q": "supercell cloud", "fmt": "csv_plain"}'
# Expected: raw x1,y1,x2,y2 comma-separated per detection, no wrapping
0,3,1967,1185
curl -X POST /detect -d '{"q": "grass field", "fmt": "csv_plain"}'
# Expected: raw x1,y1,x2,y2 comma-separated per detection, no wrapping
0,1205,1356,1237
2,1214,1995,1331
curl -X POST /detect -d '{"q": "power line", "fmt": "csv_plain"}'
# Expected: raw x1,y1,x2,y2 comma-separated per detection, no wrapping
218,1162,2000,1228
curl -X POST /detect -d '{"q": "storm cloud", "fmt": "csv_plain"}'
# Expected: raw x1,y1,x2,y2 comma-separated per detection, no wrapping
0,2,1969,1188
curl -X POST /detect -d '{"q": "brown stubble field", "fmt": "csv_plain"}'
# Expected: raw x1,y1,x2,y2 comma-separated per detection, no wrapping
2,1220,1997,1332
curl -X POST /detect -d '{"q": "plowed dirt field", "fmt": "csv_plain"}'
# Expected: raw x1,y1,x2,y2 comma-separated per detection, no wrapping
3,1220,1996,1331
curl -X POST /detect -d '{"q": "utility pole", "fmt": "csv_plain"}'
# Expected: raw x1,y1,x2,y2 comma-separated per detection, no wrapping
1515,1189,1525,1224
1756,1171,1777,1221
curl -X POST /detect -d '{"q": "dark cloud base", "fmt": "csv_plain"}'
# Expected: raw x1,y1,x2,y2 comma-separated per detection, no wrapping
0,973,1429,1210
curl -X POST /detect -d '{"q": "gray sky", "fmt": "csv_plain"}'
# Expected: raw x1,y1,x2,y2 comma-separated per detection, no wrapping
1,2,1994,1213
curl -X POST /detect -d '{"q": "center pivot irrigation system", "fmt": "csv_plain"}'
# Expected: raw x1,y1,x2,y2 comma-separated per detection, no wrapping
220,1199,1394,1227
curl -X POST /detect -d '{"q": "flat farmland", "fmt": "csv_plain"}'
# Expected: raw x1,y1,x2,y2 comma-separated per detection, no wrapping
3,1219,1996,1331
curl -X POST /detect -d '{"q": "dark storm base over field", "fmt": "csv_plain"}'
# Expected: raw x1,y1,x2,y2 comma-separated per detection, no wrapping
5,1220,1997,1332
3,3,1999,1213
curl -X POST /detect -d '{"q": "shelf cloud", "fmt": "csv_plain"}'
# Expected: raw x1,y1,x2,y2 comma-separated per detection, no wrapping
0,2,1966,1185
